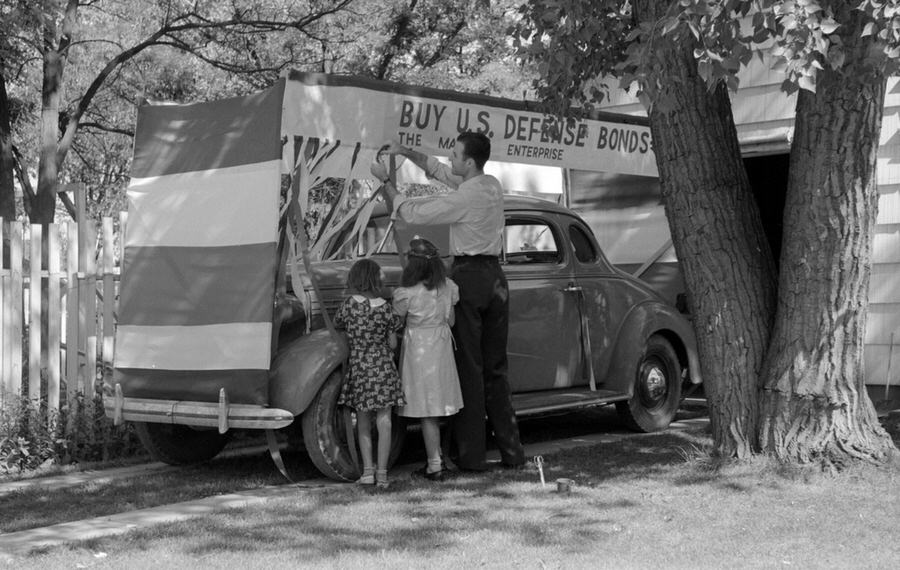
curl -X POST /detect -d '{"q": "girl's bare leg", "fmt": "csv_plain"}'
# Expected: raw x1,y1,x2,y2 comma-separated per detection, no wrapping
356,410,375,482
375,407,393,472
421,417,442,473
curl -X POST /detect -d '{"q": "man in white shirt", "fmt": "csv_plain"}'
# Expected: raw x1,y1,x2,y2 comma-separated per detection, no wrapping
372,132,525,472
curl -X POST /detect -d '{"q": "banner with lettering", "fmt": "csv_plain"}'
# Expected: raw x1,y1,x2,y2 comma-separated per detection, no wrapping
281,72,657,178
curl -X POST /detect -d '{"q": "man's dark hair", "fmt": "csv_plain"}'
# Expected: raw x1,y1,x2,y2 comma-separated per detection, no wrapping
346,258,383,294
457,132,490,170
401,238,447,290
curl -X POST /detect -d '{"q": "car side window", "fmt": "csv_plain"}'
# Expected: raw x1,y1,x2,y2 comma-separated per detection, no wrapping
504,219,562,265
568,224,598,263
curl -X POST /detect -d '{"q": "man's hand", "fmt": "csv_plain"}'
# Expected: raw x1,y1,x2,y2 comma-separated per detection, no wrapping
370,153,400,212
378,141,408,157
377,140,430,172
370,160,389,182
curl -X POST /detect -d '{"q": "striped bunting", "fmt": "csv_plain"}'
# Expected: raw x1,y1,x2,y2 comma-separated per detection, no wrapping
114,81,286,405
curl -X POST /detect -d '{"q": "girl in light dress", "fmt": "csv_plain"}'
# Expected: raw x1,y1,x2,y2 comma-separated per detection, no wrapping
392,238,464,481
334,258,405,488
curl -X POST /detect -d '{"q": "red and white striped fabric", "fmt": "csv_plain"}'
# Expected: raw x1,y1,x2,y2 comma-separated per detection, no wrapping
113,81,286,405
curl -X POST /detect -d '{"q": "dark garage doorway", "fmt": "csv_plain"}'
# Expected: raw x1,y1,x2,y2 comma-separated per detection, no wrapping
743,153,789,269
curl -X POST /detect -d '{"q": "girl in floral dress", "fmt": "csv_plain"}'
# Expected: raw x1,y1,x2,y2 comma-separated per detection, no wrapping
334,258,405,488
393,238,463,481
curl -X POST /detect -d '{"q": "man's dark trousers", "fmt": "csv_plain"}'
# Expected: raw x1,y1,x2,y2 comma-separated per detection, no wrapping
450,255,525,470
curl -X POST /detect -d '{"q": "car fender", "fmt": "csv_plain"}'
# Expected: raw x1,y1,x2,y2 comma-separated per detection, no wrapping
269,329,349,415
604,301,703,396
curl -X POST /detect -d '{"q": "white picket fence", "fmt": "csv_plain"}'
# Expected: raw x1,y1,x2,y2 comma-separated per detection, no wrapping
0,215,121,432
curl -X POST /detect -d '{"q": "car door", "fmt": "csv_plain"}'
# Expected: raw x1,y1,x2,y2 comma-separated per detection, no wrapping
565,218,641,386
503,213,582,392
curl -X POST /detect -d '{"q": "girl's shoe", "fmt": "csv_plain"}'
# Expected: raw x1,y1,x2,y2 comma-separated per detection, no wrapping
357,468,375,485
376,469,389,489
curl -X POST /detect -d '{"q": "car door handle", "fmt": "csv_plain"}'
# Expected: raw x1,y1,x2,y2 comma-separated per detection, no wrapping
561,283,582,292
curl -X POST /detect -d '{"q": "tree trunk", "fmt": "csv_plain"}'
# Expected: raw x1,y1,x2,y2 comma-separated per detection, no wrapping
759,8,897,464
633,0,777,457
0,72,15,221
34,11,64,225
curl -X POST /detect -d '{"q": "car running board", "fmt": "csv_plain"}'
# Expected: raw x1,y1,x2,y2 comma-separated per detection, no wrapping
512,387,628,417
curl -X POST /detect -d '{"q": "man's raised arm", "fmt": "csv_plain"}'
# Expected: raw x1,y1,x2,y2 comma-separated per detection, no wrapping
370,141,431,212
381,141,430,172
370,154,400,212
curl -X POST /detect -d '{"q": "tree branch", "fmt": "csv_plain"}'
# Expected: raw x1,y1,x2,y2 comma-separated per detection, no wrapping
376,0,420,80
12,147,34,220
77,121,133,137
54,1,359,170
422,19,467,68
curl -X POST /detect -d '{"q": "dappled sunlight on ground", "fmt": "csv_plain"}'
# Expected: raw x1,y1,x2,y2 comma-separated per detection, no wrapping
9,403,900,568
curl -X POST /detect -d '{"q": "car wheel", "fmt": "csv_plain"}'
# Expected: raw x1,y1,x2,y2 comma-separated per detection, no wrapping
616,334,682,432
301,368,407,481
134,422,231,465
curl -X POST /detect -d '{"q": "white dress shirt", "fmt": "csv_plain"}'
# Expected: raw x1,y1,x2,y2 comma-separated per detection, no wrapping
393,156,504,256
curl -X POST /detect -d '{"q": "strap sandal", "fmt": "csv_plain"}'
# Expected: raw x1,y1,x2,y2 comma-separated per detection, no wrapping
357,468,375,485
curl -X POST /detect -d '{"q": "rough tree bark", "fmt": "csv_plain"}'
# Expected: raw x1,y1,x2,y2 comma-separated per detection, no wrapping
33,0,78,224
634,0,777,457
759,7,897,464
0,73,15,221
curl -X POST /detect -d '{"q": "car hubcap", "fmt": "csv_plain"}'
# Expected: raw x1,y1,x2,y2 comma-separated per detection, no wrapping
639,359,668,408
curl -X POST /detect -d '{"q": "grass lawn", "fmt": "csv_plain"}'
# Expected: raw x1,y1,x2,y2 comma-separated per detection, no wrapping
14,423,900,570
0,449,320,534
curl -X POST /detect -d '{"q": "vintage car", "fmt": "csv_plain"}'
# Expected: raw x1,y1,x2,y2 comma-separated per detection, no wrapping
292,196,702,479
202,195,699,480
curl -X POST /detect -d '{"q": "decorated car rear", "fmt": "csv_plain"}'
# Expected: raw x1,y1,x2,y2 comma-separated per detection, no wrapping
106,72,701,481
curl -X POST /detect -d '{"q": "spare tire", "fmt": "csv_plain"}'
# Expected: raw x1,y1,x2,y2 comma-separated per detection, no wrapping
302,368,407,481
134,422,231,465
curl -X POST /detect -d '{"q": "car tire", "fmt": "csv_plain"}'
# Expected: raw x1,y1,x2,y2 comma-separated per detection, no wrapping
616,334,682,432
301,368,407,481
134,422,231,465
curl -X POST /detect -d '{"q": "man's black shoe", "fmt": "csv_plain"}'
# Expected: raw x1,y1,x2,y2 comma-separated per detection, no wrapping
413,466,447,481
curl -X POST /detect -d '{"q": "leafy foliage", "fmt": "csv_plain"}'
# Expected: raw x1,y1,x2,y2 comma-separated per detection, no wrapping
510,1,634,116
0,392,143,474
666,0,900,94
1,0,531,223
512,0,900,114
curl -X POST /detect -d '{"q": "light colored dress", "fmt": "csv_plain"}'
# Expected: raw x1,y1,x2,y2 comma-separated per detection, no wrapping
393,280,464,418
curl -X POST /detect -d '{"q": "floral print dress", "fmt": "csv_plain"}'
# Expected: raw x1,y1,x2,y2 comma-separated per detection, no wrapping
334,295,405,412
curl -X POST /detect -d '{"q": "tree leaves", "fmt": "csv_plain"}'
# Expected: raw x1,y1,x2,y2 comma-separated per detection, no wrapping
3,0,529,221
666,0,897,95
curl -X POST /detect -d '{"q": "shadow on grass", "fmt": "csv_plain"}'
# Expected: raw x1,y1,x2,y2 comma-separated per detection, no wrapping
27,416,900,564
62,482,623,561
34,427,711,562
0,449,319,534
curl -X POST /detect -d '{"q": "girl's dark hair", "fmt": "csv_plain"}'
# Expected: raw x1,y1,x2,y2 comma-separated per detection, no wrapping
347,258,383,294
401,238,446,290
